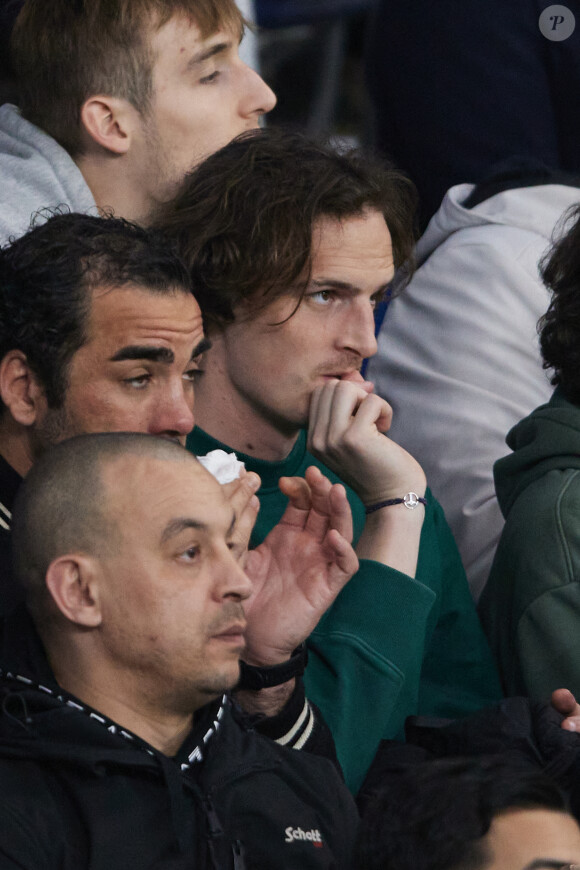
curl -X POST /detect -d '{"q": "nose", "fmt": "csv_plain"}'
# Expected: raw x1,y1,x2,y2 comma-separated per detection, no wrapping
240,64,277,119
341,299,378,360
149,381,195,441
217,549,254,603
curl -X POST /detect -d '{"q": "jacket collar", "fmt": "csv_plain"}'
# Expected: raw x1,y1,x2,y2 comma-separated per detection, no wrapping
0,452,21,533
0,605,228,769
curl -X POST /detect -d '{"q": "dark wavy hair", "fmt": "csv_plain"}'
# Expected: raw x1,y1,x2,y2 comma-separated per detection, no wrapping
540,204,580,404
0,210,192,413
154,127,417,330
356,756,568,870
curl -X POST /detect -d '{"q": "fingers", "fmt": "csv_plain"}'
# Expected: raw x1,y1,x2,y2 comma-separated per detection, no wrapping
339,371,375,394
552,688,580,730
277,476,314,533
552,688,580,731
324,527,359,591
349,391,392,433
279,470,331,539
552,687,578,715
278,475,312,513
278,468,353,543
223,472,261,560
304,466,353,543
308,380,393,456
309,379,367,446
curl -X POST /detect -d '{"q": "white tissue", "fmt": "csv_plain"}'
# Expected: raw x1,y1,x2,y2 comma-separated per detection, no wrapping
198,449,245,484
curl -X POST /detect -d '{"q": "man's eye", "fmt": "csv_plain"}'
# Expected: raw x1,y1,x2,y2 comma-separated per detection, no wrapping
200,71,220,84
184,368,203,382
181,546,200,562
124,374,150,389
308,290,334,305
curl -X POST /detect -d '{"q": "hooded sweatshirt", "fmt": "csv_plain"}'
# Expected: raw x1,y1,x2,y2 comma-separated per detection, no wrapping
0,607,358,869
0,104,96,244
366,181,580,600
479,389,580,699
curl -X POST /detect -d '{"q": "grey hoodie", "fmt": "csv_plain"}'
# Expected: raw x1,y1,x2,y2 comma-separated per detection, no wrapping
367,181,580,600
0,104,96,244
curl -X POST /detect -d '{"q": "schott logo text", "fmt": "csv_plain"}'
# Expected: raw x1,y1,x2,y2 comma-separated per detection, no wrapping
285,826,323,845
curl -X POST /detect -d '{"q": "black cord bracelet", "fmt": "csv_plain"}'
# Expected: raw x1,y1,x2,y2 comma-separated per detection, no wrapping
365,492,427,514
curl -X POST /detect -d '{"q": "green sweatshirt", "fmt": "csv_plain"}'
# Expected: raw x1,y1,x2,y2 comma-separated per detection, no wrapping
189,428,501,794
480,388,580,699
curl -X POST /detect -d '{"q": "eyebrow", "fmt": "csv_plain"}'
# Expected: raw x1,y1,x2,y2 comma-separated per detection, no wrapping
161,517,206,543
161,511,236,544
109,336,211,366
523,861,580,870
187,40,231,69
192,336,212,360
110,345,175,364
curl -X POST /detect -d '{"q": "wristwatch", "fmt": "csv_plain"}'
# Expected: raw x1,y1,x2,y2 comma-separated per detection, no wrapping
238,644,308,691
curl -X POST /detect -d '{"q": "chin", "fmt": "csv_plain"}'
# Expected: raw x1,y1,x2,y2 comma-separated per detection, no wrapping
201,661,241,697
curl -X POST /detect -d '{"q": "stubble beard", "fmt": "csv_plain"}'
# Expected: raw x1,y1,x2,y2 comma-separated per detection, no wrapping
32,402,81,459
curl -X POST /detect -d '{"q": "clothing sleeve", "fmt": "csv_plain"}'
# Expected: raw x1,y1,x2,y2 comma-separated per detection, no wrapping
247,677,344,770
516,584,580,699
304,558,436,795
367,232,553,600
415,497,503,718
480,470,580,699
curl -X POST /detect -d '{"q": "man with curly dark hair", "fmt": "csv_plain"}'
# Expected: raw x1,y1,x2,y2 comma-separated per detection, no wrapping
155,128,505,794
357,755,580,870
0,210,208,613
481,205,580,700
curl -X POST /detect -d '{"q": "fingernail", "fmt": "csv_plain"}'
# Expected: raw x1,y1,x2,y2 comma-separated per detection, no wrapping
247,473,261,492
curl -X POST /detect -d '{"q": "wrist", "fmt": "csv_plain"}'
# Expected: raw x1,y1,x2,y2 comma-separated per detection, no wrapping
365,492,427,514
235,679,296,717
238,644,308,691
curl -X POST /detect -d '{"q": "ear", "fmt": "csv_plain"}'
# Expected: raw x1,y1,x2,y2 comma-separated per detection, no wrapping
80,95,138,156
0,351,46,426
45,555,103,628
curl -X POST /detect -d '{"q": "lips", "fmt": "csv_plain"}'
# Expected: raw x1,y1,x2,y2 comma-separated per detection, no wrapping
321,370,362,380
211,623,246,641
336,370,366,384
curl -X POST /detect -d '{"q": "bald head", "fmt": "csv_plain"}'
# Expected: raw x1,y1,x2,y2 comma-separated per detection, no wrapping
11,433,199,616
12,431,252,733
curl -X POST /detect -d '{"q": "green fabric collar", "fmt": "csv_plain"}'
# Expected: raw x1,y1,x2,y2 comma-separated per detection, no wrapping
187,427,308,492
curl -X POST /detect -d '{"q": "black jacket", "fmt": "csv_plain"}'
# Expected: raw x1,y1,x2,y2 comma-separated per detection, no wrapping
359,698,580,820
0,453,22,616
0,609,358,869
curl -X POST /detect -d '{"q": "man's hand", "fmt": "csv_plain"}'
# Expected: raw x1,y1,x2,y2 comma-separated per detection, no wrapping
307,378,426,505
221,469,261,565
308,378,427,575
552,688,580,732
242,465,358,667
